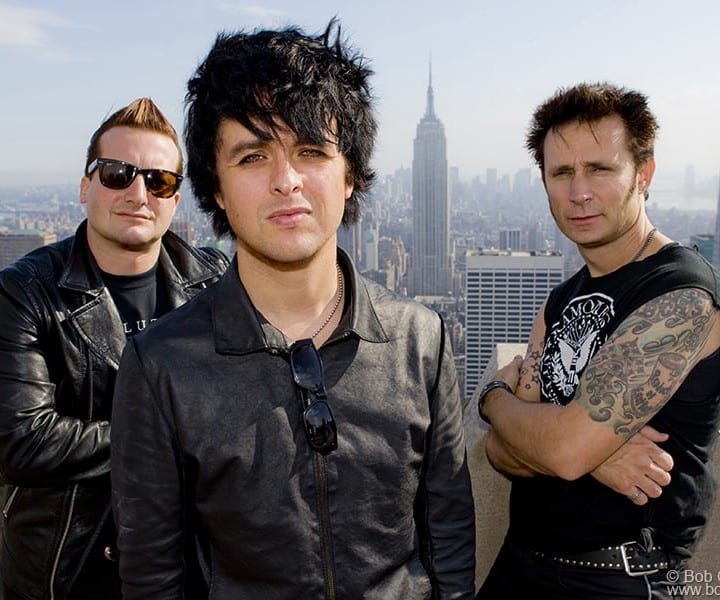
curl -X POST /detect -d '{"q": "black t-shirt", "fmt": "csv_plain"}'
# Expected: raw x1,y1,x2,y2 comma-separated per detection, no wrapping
101,263,171,338
509,244,720,559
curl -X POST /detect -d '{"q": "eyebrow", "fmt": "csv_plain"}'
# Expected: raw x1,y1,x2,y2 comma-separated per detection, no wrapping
224,138,267,161
585,160,612,169
548,159,613,173
224,135,339,161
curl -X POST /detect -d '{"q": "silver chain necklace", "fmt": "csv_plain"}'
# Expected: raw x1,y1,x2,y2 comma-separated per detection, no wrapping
630,227,657,262
310,263,344,339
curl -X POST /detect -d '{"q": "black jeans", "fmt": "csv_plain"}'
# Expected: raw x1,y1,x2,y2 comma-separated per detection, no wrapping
69,514,122,600
3,550,122,600
476,539,683,599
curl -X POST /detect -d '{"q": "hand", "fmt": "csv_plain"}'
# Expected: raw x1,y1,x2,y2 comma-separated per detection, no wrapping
591,426,674,506
493,355,524,392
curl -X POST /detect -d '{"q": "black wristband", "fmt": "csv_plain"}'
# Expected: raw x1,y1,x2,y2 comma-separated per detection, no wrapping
477,380,513,425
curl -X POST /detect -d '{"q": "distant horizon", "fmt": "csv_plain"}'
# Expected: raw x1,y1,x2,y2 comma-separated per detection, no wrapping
1,164,718,189
1,162,718,191
1,168,718,215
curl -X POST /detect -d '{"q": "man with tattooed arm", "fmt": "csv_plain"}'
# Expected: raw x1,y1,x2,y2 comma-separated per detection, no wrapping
476,82,720,599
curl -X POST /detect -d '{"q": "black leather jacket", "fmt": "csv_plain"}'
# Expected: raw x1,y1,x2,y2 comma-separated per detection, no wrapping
0,220,229,599
112,251,476,599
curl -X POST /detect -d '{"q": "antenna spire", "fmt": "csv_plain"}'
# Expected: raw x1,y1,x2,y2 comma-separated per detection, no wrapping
425,54,435,118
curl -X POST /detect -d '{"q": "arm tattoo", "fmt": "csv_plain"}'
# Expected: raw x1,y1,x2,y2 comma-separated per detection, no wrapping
521,348,542,392
576,288,717,438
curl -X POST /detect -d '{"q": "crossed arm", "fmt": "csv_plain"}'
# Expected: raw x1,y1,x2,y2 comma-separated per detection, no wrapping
484,287,720,504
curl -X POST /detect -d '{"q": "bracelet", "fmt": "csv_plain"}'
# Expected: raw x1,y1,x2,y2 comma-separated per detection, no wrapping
477,380,513,425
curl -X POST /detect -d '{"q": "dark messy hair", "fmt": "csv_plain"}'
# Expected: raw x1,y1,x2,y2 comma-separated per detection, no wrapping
526,82,659,173
185,19,377,238
85,97,182,175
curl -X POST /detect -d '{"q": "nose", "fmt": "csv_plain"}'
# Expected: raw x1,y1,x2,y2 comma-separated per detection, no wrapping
271,156,302,196
124,173,150,205
569,175,592,204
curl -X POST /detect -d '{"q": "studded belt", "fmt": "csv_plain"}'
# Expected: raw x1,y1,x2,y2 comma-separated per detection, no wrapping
529,541,670,577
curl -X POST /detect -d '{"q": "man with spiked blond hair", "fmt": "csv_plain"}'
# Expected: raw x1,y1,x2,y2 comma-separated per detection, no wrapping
0,98,228,599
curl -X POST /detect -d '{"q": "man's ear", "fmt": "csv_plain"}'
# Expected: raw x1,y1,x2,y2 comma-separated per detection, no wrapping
638,158,656,198
80,176,90,205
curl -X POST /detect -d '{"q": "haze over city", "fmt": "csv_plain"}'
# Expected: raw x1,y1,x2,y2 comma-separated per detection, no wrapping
1,0,719,208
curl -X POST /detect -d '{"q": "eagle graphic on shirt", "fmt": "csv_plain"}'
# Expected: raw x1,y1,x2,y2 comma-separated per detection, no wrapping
540,292,615,405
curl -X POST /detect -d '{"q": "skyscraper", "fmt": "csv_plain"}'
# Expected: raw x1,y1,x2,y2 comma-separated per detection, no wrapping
409,62,451,296
337,219,362,268
464,249,564,400
499,228,522,251
170,220,195,246
690,233,714,263
0,230,57,269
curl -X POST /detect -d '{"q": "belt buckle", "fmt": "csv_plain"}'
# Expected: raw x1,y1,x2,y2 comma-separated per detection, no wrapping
620,541,659,577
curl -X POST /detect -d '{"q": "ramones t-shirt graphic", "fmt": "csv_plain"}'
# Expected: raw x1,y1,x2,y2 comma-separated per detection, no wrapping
540,292,615,406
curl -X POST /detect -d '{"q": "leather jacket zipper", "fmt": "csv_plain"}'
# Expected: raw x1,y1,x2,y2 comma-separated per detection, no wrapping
315,453,336,600
2,486,19,518
49,483,78,600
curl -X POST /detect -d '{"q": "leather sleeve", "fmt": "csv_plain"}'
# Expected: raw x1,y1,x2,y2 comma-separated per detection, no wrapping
0,269,111,487
415,316,476,598
111,339,186,598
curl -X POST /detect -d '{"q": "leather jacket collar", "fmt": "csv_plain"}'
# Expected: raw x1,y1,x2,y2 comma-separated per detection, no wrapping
213,248,389,355
58,219,225,298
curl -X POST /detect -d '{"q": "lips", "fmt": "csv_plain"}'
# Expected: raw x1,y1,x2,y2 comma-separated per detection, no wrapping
117,212,152,220
269,206,310,218
268,206,310,226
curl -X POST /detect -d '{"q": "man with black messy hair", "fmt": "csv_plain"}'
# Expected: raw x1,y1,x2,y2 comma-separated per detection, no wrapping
111,21,475,599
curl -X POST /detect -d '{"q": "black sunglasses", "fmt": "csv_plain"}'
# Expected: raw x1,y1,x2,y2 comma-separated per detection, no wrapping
86,158,183,199
289,338,338,455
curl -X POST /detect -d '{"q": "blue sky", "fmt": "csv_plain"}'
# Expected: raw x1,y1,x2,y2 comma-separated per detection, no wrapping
1,0,719,199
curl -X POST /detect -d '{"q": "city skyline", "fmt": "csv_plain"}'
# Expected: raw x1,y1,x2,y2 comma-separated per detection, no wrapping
1,0,719,205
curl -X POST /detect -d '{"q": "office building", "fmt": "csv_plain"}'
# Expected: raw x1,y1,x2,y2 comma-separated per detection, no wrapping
338,219,362,268
499,228,522,251
690,233,714,263
464,249,564,400
0,230,57,269
170,220,195,246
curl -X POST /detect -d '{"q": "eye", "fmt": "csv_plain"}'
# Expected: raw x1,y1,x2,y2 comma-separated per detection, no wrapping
237,153,264,165
550,168,572,179
299,147,326,158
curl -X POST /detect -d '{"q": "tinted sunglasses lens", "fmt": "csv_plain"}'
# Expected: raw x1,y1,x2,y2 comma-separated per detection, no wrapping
291,341,324,391
144,170,181,198
99,161,135,189
304,400,337,453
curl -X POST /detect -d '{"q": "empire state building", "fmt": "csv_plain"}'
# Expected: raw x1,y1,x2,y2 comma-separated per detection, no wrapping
409,64,451,297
